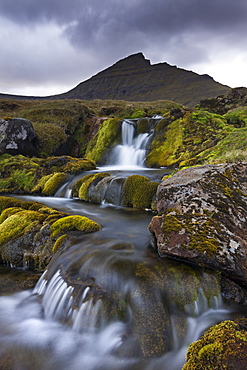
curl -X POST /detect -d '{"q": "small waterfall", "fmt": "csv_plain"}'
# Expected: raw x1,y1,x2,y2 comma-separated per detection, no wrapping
111,119,151,168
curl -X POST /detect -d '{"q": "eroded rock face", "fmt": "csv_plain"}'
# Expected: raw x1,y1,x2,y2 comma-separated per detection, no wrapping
149,163,247,285
0,118,38,156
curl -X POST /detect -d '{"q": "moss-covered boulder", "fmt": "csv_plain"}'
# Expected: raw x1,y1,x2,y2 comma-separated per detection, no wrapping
0,196,101,270
85,117,121,164
76,172,110,201
122,175,159,209
149,163,247,285
183,319,247,369
0,154,96,194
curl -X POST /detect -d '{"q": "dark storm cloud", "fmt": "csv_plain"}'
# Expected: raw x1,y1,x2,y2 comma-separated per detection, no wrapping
1,0,247,43
0,0,247,94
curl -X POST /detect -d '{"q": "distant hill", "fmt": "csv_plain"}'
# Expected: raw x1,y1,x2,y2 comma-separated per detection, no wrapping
0,53,230,107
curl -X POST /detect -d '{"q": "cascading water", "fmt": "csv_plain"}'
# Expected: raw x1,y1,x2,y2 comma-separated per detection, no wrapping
110,119,151,168
0,115,245,369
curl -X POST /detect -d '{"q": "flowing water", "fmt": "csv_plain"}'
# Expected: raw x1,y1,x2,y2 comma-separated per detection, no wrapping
0,119,246,369
109,119,152,169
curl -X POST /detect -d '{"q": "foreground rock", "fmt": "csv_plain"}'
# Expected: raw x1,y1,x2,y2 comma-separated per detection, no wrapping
0,118,38,156
0,196,101,270
183,319,247,369
149,163,247,285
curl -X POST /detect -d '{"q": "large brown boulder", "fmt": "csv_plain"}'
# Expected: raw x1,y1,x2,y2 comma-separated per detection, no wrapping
149,163,247,285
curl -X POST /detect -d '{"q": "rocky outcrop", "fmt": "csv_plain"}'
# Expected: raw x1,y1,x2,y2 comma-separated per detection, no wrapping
0,118,38,156
149,163,247,285
199,87,247,114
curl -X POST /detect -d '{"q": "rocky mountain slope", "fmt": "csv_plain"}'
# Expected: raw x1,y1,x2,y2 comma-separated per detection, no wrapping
54,53,229,107
0,53,230,107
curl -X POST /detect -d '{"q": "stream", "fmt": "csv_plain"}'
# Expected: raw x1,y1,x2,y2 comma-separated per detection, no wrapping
0,118,246,370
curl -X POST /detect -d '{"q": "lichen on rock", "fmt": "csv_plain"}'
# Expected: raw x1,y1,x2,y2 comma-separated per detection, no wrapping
149,162,247,284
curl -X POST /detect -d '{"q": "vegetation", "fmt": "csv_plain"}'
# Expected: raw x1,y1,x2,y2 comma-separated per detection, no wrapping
183,319,247,369
51,215,100,238
122,175,159,209
85,118,121,163
0,154,96,194
0,196,101,270
77,172,110,201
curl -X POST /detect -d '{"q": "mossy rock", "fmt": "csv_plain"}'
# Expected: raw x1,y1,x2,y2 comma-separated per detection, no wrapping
77,172,110,201
183,319,247,369
42,172,68,196
85,117,121,163
50,215,101,238
122,175,159,209
146,109,230,168
0,154,96,195
0,196,101,270
0,210,46,245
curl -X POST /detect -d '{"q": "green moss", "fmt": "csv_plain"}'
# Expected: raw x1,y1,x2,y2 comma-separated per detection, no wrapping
52,234,68,254
31,174,54,193
42,172,68,196
50,215,101,237
183,319,247,369
162,213,184,236
0,207,24,224
122,175,159,209
201,127,247,163
78,172,110,201
129,109,146,119
160,212,221,257
85,118,121,163
62,157,96,173
146,109,230,168
0,210,46,245
137,118,149,134
33,123,67,157
225,107,247,128
146,118,183,167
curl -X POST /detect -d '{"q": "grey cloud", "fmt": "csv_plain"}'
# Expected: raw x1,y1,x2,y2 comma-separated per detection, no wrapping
0,0,247,94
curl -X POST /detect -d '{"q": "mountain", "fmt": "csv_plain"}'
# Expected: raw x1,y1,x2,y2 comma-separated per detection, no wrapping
53,53,229,107
0,53,230,107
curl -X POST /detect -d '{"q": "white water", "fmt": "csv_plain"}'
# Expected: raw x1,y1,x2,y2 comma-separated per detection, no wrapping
0,275,235,370
110,119,151,169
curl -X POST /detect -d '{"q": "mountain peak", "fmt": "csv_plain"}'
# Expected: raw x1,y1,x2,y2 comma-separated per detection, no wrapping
110,52,151,69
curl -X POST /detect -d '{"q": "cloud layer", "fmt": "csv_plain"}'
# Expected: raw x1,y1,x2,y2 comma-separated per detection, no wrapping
0,0,247,95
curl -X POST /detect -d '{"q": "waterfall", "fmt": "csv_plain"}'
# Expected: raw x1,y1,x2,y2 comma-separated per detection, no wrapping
110,119,151,169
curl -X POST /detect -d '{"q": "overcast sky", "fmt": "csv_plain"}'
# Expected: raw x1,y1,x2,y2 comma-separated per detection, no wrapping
1,0,247,97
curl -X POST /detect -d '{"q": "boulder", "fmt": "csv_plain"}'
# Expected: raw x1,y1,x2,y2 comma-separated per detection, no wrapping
149,163,247,285
183,319,247,369
0,118,38,156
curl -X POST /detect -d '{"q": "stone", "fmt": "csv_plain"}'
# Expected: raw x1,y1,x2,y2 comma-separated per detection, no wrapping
149,163,247,285
0,118,38,156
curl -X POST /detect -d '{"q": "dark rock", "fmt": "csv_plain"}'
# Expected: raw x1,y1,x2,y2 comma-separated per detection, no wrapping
199,87,247,114
149,163,247,285
0,118,38,156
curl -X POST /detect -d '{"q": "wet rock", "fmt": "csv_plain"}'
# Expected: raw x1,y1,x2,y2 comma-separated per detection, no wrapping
183,318,247,369
149,163,247,285
0,118,38,156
